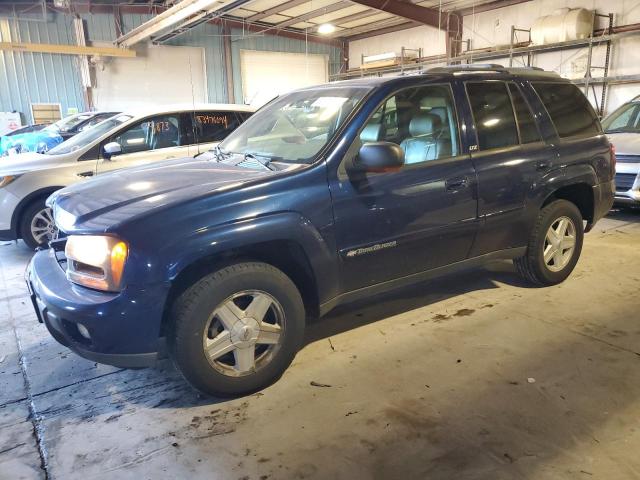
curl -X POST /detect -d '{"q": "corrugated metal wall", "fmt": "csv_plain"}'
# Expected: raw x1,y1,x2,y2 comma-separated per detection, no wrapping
0,11,341,124
0,14,85,124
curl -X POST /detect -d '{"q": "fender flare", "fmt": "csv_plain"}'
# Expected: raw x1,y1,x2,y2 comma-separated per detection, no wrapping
155,211,339,305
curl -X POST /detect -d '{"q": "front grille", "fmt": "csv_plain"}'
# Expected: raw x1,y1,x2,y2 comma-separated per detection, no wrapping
616,154,640,163
615,173,637,191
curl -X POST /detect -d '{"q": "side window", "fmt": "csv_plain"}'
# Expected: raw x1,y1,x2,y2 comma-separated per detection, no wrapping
360,85,460,165
109,114,181,154
193,111,243,143
605,104,639,132
466,82,519,150
508,83,541,144
78,113,113,132
533,82,600,138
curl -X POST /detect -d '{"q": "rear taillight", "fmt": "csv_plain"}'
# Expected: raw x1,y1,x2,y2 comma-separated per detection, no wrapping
610,143,616,176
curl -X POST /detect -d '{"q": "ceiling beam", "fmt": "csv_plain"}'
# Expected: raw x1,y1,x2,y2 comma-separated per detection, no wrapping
0,41,136,57
331,9,382,27
214,17,344,47
245,0,308,22
457,0,532,17
275,1,352,29
348,0,446,29
340,19,422,40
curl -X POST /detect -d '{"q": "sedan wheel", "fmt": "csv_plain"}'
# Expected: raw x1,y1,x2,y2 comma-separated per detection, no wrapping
30,207,58,245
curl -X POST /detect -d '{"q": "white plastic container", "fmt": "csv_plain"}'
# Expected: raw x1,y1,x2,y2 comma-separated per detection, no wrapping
531,8,594,45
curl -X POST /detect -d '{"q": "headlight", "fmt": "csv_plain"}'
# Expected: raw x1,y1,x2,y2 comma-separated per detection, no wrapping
0,175,18,188
65,235,129,292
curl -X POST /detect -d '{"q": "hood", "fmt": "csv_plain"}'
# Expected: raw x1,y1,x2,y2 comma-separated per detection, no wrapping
50,157,275,232
606,132,640,157
0,151,72,175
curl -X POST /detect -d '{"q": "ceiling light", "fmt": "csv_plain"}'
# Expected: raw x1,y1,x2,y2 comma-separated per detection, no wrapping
318,23,336,34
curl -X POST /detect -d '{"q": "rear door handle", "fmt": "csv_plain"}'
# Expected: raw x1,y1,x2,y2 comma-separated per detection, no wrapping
536,160,552,171
77,171,94,178
445,176,469,191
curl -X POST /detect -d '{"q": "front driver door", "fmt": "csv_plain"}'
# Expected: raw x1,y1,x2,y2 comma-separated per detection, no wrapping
97,113,193,174
330,83,479,293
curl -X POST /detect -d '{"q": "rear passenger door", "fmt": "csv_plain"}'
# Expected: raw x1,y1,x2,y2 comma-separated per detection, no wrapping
465,80,554,256
190,110,247,154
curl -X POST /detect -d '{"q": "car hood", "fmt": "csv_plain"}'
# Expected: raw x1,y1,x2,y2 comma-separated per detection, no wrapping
50,157,276,232
0,151,71,175
606,132,640,156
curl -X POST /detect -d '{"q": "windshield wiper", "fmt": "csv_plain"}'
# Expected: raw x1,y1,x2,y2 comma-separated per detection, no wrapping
212,145,231,162
241,153,276,171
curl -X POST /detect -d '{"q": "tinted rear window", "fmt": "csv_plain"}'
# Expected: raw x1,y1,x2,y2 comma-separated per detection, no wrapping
533,83,600,138
194,111,246,143
466,81,519,150
508,83,541,144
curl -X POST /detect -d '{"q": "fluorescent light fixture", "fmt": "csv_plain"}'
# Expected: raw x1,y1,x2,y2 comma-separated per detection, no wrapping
318,23,336,34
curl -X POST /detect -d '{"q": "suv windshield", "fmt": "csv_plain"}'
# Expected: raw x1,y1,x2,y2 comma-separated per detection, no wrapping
602,102,640,133
48,114,132,155
219,86,369,164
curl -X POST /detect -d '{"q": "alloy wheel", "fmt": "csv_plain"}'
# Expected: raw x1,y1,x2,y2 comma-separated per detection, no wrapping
543,216,576,272
30,207,58,245
203,290,285,377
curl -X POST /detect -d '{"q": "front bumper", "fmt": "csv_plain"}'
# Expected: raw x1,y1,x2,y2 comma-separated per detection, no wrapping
0,188,20,239
26,248,171,368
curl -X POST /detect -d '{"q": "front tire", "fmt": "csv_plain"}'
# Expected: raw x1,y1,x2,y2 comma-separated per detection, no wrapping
19,200,57,250
170,262,305,397
514,199,584,286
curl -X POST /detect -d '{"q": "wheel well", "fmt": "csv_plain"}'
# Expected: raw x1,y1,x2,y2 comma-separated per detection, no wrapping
543,183,594,224
159,240,320,336
12,187,62,237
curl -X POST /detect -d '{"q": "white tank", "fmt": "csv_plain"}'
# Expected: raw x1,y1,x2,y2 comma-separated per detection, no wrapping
531,8,595,45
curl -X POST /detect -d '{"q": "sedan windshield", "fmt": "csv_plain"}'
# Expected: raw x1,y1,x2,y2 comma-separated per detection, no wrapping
45,113,93,133
602,102,640,133
219,86,370,164
48,114,132,155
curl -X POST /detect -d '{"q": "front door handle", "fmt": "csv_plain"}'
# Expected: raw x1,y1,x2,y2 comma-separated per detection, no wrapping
445,176,469,191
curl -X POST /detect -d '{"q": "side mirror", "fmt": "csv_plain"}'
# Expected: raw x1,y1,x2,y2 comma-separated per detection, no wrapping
355,142,404,172
103,141,122,160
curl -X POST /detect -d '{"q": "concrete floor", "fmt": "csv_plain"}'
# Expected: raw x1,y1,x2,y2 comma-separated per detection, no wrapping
1,210,639,480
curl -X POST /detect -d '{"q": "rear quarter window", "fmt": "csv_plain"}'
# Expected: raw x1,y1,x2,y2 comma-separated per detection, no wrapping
532,82,601,138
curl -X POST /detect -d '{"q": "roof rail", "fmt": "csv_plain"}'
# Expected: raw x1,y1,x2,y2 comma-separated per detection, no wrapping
428,64,506,74
427,64,561,78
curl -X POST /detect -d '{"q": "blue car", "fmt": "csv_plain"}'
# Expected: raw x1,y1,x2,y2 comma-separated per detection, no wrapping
0,111,118,156
27,66,614,397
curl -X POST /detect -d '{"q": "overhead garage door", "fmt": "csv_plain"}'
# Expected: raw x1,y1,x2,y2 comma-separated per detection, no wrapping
93,45,207,111
240,50,328,107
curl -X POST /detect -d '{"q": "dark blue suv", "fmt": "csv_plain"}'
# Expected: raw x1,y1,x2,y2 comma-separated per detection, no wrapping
26,65,615,396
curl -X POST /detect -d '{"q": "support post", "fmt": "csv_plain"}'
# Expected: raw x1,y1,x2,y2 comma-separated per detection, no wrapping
222,22,235,104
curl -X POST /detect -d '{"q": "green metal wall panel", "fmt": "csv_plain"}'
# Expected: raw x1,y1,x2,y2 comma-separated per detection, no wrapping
0,11,341,125
0,14,85,124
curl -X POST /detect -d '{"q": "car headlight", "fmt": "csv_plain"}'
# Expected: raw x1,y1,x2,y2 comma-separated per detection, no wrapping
65,235,129,292
0,175,18,188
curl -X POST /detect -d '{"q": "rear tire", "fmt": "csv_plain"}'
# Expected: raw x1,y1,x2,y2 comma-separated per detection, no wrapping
19,199,57,250
169,262,305,397
514,199,584,286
